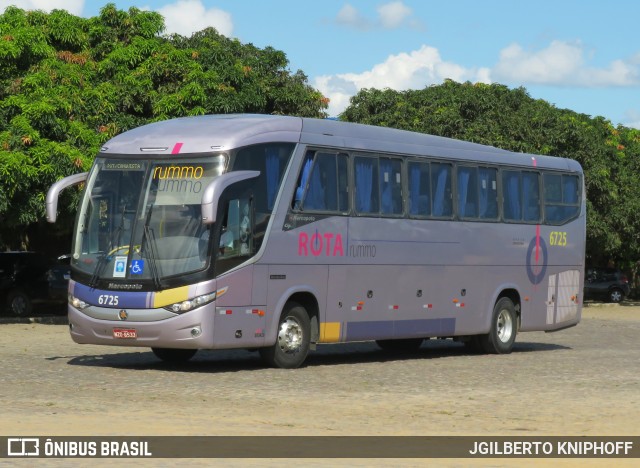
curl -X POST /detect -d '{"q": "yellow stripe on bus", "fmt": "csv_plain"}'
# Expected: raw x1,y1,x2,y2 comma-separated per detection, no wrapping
153,286,190,308
319,322,341,343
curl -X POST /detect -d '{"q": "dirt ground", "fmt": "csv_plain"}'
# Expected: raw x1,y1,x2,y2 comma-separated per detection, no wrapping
1,304,638,467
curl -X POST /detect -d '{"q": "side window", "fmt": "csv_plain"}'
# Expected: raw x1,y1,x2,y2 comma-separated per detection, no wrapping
431,162,453,217
502,171,521,221
478,167,498,220
293,152,314,210
219,198,252,259
233,143,294,213
502,170,541,223
306,153,334,211
337,155,349,212
353,155,403,217
354,156,379,214
522,172,541,222
408,161,431,217
216,184,255,276
457,166,478,219
293,151,349,213
379,157,403,215
544,173,580,224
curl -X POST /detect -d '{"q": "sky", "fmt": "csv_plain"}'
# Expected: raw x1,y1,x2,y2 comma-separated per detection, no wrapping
2,0,640,128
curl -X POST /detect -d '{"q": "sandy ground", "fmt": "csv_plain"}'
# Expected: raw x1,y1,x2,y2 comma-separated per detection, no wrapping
0,303,638,467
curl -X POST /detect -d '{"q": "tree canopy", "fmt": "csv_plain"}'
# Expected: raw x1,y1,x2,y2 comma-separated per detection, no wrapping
0,4,327,251
2,5,639,271
341,81,640,268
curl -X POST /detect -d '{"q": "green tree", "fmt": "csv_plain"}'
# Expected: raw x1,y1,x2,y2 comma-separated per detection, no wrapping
0,4,327,251
341,81,640,268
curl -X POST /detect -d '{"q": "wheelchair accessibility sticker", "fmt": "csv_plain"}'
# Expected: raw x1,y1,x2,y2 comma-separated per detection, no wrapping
130,260,144,275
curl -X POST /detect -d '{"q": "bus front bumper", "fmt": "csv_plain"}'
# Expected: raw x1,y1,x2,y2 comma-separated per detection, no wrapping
67,304,216,349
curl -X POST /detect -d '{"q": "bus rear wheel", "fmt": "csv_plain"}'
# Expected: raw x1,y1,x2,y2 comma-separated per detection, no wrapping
260,302,310,369
480,297,517,354
151,348,198,363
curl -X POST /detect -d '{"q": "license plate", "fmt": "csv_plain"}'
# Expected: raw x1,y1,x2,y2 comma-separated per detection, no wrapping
113,328,137,339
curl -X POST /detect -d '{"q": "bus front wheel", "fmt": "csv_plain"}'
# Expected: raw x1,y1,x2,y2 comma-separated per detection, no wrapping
480,297,517,354
260,302,311,369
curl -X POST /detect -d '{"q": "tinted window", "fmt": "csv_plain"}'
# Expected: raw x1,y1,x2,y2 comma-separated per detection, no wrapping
502,171,521,221
457,166,478,218
408,161,431,217
523,172,541,222
544,173,580,224
354,156,379,214
337,155,349,212
379,158,403,215
431,163,453,217
502,170,540,223
293,151,349,213
233,143,294,212
478,167,498,220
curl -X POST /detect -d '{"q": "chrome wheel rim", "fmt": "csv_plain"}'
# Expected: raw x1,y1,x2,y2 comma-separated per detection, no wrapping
277,317,303,354
496,308,514,343
611,290,622,302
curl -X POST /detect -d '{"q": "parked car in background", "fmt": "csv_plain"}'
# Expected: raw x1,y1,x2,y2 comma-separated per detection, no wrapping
584,267,631,303
0,252,70,316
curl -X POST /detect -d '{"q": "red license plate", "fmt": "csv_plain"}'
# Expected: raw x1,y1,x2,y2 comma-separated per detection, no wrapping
113,328,137,339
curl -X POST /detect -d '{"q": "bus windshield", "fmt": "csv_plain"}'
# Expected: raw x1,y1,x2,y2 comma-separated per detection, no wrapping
72,156,226,283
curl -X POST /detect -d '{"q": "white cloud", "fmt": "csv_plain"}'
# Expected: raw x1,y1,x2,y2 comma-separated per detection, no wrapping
336,4,368,30
377,1,412,29
334,1,419,30
158,0,233,37
0,0,84,15
314,45,490,116
493,40,640,87
316,39,640,117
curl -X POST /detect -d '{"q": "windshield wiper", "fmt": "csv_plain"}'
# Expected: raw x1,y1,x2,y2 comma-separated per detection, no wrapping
89,204,127,288
142,225,162,290
141,205,162,290
89,254,107,289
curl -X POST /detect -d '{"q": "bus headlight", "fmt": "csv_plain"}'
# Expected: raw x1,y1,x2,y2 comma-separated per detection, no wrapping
164,291,217,314
69,293,89,310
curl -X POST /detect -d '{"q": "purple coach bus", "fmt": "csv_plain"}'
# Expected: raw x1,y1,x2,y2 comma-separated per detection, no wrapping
46,114,585,368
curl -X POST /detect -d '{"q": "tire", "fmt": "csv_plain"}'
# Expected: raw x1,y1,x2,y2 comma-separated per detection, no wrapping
7,291,32,317
259,302,310,369
151,348,198,363
376,338,423,352
608,288,624,303
479,297,517,354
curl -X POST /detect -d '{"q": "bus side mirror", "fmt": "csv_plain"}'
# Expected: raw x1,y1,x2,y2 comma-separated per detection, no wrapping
46,172,89,223
201,171,260,225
